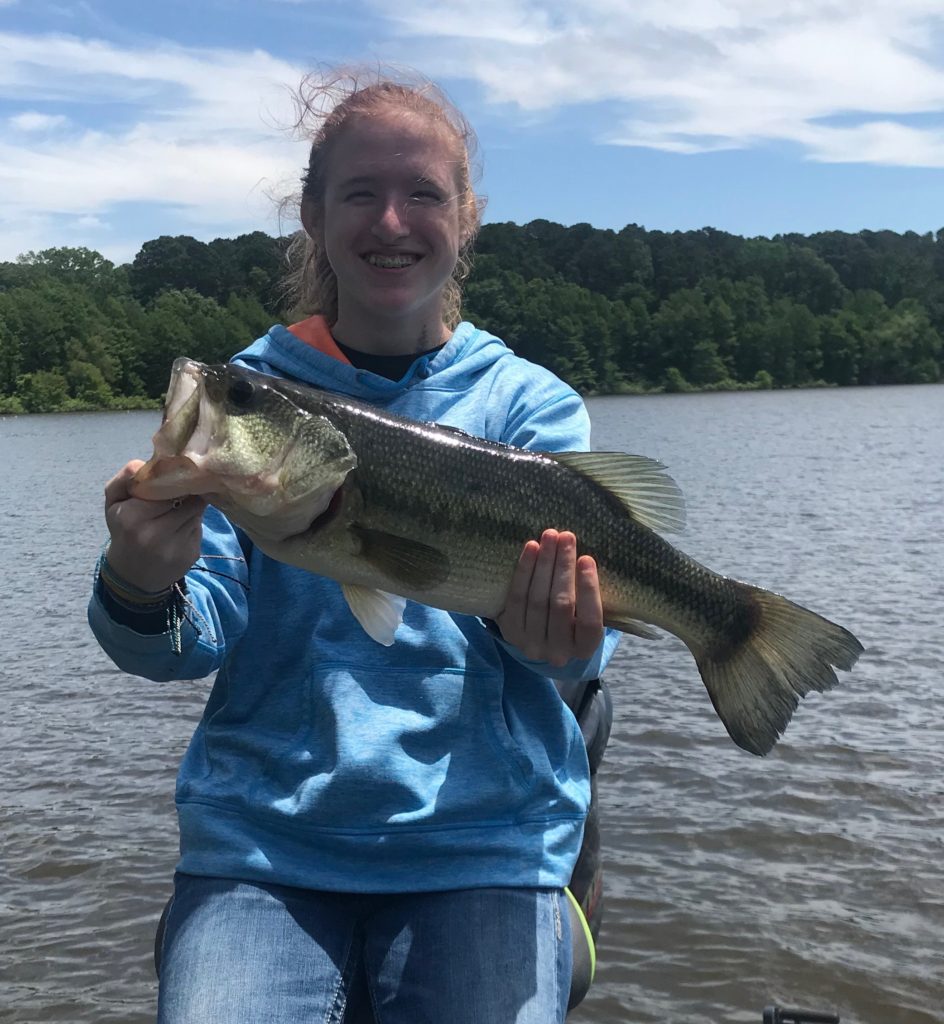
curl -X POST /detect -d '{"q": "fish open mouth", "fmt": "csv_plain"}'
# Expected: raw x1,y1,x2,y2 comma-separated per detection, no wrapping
131,358,360,544
132,360,211,499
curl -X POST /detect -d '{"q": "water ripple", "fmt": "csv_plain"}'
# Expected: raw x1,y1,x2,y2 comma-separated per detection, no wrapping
3,391,943,1024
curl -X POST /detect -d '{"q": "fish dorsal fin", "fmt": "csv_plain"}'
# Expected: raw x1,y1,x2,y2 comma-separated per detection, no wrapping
351,525,451,590
548,452,686,534
341,583,407,646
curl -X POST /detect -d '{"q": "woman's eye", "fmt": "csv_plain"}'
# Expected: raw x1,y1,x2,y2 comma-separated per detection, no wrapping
344,190,373,201
411,190,443,203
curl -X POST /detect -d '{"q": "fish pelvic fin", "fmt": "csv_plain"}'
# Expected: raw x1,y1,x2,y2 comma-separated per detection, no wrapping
602,615,661,640
696,584,864,756
341,583,407,646
548,452,686,534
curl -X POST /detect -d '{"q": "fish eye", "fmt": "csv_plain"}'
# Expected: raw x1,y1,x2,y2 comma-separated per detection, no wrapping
228,379,255,407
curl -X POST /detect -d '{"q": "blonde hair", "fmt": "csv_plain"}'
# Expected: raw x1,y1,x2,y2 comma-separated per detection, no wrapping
284,67,485,330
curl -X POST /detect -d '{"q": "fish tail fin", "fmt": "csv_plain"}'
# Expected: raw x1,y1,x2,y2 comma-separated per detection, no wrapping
695,584,863,756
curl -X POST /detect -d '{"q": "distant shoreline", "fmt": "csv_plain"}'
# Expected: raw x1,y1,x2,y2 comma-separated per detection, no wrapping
4,377,942,417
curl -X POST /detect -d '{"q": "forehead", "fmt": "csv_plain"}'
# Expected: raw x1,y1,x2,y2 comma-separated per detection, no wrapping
326,112,461,187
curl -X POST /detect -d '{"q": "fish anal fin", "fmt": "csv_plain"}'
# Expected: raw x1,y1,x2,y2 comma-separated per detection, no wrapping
341,583,407,646
351,525,451,590
548,452,686,535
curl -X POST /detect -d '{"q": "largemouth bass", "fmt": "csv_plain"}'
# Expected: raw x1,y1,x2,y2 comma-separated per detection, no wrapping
131,358,863,756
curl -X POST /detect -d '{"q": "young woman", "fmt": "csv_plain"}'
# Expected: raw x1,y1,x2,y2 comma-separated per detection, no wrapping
90,69,620,1023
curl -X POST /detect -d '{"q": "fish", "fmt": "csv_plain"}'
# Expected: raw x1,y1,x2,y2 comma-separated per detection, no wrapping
131,357,864,756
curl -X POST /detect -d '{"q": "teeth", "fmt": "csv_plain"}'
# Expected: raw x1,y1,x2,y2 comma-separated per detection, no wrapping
366,254,416,268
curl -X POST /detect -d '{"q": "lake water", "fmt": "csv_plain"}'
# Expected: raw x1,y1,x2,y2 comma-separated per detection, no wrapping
2,385,942,1024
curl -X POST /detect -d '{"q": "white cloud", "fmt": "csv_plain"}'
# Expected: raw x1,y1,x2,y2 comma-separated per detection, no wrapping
0,32,304,137
372,0,944,165
9,112,68,132
372,0,554,45
2,3,944,261
796,120,944,166
0,31,310,260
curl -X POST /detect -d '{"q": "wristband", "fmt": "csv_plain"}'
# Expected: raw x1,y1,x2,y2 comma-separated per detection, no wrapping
98,554,175,607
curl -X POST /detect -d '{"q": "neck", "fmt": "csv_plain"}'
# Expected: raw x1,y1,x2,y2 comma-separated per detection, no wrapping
331,309,450,356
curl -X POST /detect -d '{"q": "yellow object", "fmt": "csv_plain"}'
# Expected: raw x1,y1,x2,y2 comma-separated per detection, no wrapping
564,886,596,981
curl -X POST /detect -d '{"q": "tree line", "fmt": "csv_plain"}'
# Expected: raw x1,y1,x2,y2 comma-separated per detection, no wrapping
1,220,942,413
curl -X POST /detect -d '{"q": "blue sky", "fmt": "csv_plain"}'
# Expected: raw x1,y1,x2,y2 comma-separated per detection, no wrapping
2,0,944,265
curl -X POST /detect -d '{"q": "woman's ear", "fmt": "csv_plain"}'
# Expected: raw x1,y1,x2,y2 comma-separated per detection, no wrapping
300,196,319,240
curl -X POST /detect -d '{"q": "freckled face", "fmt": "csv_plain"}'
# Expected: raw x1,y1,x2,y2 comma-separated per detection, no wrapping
318,113,463,347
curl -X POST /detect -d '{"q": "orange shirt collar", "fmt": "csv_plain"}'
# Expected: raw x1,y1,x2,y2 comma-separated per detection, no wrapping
286,315,352,365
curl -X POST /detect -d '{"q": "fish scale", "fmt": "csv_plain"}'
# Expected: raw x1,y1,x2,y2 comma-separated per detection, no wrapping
347,414,729,638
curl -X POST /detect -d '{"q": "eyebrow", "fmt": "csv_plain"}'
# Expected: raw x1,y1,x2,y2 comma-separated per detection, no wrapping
335,172,449,190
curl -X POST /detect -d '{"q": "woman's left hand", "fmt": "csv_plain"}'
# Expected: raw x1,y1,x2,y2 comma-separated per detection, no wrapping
494,530,604,667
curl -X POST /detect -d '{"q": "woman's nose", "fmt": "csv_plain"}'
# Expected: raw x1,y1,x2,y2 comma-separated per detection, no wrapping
371,199,410,242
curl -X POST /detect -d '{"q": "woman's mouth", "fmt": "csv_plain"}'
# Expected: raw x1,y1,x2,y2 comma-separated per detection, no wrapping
363,253,419,269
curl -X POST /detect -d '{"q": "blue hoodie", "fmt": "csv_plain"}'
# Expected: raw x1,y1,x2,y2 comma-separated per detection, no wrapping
88,321,621,893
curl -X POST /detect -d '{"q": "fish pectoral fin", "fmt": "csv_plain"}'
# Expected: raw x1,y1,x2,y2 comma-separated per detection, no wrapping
351,525,451,590
340,583,407,646
548,452,686,534
603,615,661,640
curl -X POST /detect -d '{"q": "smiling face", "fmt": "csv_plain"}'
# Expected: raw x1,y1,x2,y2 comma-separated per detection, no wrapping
306,111,464,354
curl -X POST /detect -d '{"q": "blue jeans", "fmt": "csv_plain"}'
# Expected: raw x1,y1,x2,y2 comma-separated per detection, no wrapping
157,873,572,1024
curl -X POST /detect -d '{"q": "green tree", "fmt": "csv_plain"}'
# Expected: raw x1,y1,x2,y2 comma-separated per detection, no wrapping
689,340,729,386
650,288,713,383
67,360,114,406
16,370,70,412
0,279,108,375
609,295,652,385
225,291,276,344
762,299,822,386
4,220,943,408
867,300,942,384
818,310,862,386
474,222,555,281
17,247,119,300
0,313,19,396
210,231,287,313
130,236,225,304
136,289,238,395
663,367,691,392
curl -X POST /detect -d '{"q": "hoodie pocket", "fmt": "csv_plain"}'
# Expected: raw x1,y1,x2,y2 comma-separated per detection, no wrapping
478,671,537,791
240,661,542,831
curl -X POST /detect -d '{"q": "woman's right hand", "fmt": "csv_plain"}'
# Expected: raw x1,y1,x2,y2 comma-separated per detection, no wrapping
103,460,207,594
